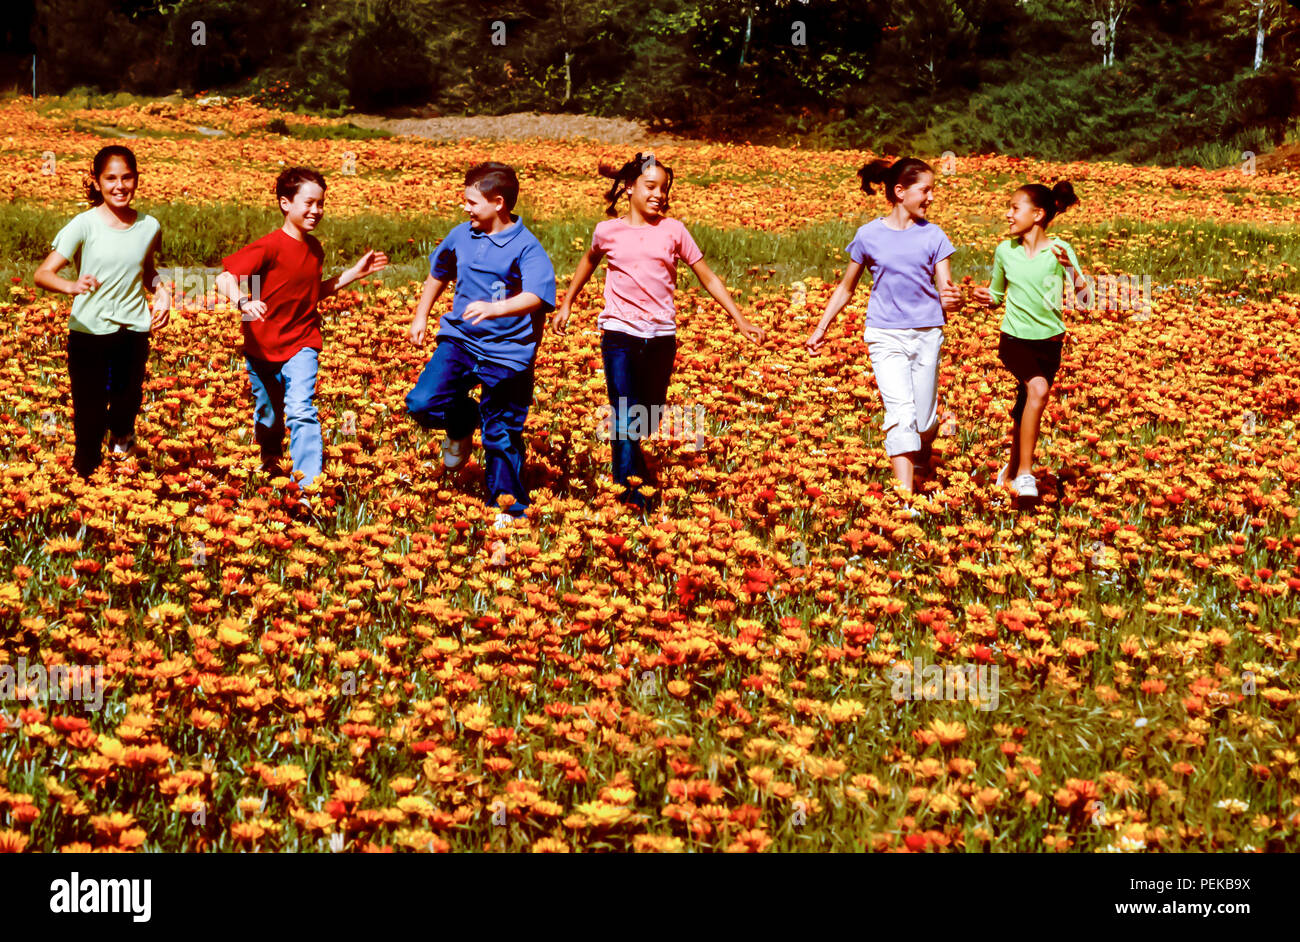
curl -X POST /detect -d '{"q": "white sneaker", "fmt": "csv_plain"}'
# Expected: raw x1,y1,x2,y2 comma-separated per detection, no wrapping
493,512,514,531
441,435,472,470
1013,473,1038,498
109,435,136,457
996,463,1011,488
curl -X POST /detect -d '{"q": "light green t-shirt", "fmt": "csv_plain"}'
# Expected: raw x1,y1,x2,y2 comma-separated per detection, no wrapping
988,236,1082,340
51,208,161,335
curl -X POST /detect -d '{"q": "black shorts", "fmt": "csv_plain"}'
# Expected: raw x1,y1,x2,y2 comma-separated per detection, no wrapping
998,332,1063,421
998,332,1063,386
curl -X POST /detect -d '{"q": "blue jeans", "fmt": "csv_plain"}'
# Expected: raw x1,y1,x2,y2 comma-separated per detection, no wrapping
405,337,533,516
601,329,677,508
246,347,323,487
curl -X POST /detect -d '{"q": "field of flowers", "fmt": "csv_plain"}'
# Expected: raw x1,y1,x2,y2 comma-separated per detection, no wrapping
0,96,1297,852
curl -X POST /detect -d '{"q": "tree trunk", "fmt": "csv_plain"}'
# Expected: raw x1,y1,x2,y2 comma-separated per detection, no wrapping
1255,1,1266,70
564,50,572,102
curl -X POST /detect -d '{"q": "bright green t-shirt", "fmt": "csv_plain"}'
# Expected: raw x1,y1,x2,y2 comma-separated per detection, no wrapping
988,236,1082,340
51,208,161,335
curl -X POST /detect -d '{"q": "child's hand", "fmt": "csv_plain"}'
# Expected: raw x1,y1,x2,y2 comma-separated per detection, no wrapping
463,300,505,325
806,325,829,353
940,284,963,312
1051,244,1073,272
72,273,100,295
151,287,171,330
737,318,765,344
239,299,268,322
353,249,389,278
973,285,994,306
410,311,428,346
551,305,571,335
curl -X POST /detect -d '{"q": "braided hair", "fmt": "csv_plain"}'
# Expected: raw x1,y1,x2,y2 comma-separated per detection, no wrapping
598,152,674,217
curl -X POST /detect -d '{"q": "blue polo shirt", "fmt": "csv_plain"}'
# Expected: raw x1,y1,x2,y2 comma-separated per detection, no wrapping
430,214,557,370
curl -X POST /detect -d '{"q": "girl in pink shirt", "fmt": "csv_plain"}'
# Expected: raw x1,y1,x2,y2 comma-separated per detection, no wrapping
554,152,764,509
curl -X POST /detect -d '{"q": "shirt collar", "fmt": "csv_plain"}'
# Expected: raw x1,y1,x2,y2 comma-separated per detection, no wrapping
470,214,524,246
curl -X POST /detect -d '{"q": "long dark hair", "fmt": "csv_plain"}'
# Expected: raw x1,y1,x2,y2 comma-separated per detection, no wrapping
857,157,934,204
1017,181,1079,226
599,152,674,217
85,145,138,206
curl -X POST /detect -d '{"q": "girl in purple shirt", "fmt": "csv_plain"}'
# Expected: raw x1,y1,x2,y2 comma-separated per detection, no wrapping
807,157,962,496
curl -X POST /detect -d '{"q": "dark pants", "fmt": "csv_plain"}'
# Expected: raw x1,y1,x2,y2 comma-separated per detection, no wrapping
66,327,150,477
601,329,677,508
405,337,534,515
998,332,1063,423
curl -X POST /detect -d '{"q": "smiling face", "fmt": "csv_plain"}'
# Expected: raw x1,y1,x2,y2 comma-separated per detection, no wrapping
628,164,670,219
94,156,138,209
464,184,506,229
1006,190,1046,236
893,171,934,219
280,181,325,231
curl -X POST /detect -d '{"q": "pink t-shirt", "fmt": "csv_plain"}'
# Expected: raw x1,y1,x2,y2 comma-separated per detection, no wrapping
591,216,703,338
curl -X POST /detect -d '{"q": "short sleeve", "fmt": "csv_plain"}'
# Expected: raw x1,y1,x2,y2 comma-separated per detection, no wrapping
1060,240,1082,274
676,221,703,265
519,239,557,314
591,223,608,255
931,226,956,267
429,229,459,281
223,238,268,278
50,215,85,264
845,228,870,267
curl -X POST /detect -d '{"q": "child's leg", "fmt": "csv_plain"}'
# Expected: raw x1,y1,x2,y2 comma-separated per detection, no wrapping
106,329,150,444
865,328,923,492
282,347,323,487
601,330,647,503
405,339,480,441
66,330,112,477
478,362,533,515
246,355,286,464
631,334,678,493
909,328,944,472
1015,377,1050,477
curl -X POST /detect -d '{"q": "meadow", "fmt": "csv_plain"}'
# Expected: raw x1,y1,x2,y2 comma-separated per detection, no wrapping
0,95,1297,852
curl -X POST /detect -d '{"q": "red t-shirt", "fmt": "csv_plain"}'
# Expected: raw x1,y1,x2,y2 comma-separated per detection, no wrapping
222,228,324,362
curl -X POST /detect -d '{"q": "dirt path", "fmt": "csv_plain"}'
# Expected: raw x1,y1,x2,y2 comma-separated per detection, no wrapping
349,111,691,147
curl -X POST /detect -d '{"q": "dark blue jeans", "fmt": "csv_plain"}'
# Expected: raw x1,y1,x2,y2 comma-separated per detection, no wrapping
405,337,533,515
601,329,677,508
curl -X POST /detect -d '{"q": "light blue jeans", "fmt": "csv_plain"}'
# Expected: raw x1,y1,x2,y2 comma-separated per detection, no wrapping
246,347,323,487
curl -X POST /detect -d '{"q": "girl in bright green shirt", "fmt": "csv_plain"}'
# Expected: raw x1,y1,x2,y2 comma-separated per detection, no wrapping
974,181,1089,499
34,146,170,478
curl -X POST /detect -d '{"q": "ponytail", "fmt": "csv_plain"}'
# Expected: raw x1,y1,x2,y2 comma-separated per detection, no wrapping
1018,180,1079,226
856,156,934,204
599,152,674,217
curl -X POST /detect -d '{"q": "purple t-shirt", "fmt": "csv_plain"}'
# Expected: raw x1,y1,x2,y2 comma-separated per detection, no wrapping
847,218,955,331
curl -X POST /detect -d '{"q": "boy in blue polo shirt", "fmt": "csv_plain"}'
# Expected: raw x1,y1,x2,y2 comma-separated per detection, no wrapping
406,162,557,524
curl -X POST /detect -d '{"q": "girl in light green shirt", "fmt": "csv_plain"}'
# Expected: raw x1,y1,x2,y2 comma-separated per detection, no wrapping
974,181,1089,499
34,146,170,478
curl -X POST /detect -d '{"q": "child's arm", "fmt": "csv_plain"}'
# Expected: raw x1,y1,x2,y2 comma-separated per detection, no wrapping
973,246,1006,307
33,251,98,297
806,261,865,352
1051,242,1090,311
687,258,764,344
552,245,605,335
935,258,962,312
410,274,449,345
463,292,546,325
143,229,171,330
215,271,267,322
320,248,389,300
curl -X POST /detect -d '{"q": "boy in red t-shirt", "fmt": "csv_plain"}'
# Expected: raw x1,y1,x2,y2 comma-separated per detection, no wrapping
216,167,387,499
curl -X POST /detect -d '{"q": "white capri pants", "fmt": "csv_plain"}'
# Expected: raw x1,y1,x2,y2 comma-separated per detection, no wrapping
863,326,944,457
